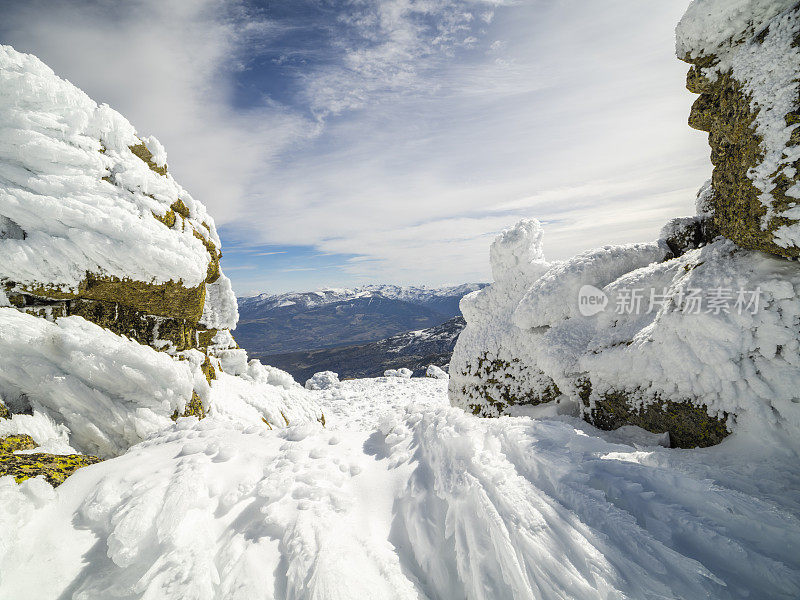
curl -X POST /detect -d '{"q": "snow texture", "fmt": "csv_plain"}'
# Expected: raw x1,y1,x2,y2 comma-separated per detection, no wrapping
0,308,194,457
1,378,798,599
0,45,237,323
451,218,800,446
305,371,341,391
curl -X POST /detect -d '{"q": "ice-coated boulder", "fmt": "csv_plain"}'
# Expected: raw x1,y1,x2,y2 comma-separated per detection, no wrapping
448,1,800,448
0,45,238,359
677,1,800,258
384,368,413,379
0,46,323,480
425,364,449,379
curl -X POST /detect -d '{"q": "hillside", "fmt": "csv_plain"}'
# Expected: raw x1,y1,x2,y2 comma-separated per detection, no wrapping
235,284,485,355
256,316,465,382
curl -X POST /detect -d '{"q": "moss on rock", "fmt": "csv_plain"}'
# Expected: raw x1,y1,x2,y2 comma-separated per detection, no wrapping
68,298,198,351
129,142,167,176
587,390,730,449
171,391,206,420
0,434,38,453
457,351,561,417
681,27,800,260
0,433,101,486
152,208,177,228
0,452,102,486
79,273,206,321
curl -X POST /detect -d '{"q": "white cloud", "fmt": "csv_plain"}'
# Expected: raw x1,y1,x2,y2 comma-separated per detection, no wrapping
0,0,315,225
0,0,710,293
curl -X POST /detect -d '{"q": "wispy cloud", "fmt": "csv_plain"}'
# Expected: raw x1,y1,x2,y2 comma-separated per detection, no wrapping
0,0,710,293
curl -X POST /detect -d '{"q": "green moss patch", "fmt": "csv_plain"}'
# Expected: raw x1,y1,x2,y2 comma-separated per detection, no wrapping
588,390,730,449
459,352,561,417
129,142,167,176
172,391,206,420
0,452,102,486
682,55,800,260
0,434,38,453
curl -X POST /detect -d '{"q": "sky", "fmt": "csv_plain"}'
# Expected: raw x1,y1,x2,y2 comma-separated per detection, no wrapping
0,0,710,295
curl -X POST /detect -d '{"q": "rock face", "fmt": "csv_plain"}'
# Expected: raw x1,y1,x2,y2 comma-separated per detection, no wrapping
0,45,242,482
678,1,800,258
0,46,238,361
449,1,800,448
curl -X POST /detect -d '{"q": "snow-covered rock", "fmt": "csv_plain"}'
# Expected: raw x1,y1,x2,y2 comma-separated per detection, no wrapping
305,371,341,390
451,213,800,447
0,46,322,475
425,364,449,379
384,368,413,379
677,1,800,258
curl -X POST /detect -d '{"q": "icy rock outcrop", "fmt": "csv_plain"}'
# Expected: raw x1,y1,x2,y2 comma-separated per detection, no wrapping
0,46,322,475
384,368,413,379
0,45,238,359
450,218,800,447
449,1,800,448
677,1,800,258
426,364,449,379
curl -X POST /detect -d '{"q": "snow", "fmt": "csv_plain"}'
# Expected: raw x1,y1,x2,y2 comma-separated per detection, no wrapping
384,368,413,378
0,308,194,457
425,364,448,379
305,371,341,390
0,45,237,323
2,377,799,599
0,307,322,459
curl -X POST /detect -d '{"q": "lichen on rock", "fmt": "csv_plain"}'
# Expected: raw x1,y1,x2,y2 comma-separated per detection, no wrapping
0,452,102,487
0,433,101,486
448,0,800,449
678,2,800,259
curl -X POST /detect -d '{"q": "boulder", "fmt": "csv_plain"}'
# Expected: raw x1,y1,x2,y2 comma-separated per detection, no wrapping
677,1,800,259
0,45,245,479
448,0,800,447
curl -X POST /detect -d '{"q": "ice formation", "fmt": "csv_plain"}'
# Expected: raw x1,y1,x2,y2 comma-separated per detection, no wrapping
449,0,800,448
677,1,800,256
0,45,321,471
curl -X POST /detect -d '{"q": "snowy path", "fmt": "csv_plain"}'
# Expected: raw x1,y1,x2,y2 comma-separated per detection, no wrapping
2,378,800,599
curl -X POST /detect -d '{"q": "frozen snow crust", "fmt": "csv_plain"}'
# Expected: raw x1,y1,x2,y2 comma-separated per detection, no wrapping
449,216,800,448
677,2,800,258
2,377,799,599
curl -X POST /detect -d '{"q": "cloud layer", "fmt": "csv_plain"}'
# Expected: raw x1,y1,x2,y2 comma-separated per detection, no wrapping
0,0,709,293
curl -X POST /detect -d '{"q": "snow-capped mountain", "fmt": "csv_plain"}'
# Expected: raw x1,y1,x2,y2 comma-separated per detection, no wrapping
235,283,486,356
238,283,486,316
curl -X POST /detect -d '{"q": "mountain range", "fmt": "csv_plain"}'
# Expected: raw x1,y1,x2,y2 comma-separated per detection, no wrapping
235,284,486,379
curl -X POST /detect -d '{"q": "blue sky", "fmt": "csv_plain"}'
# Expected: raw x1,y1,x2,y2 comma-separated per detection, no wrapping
0,0,709,295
